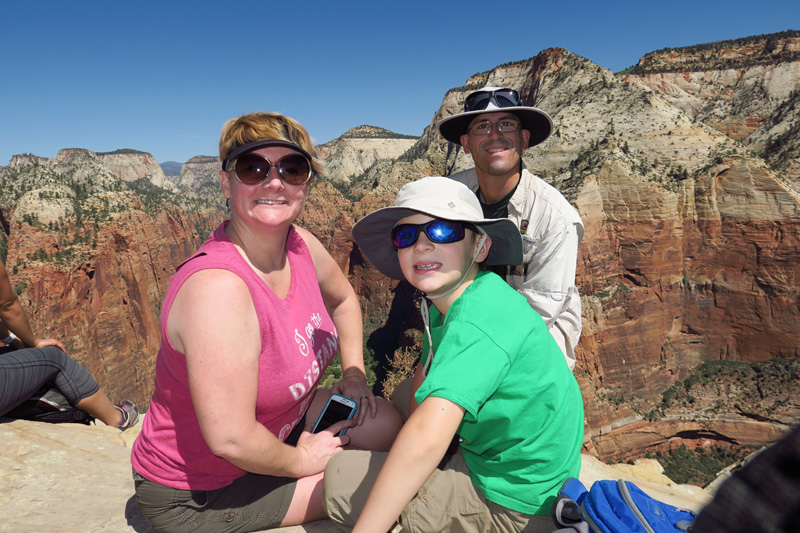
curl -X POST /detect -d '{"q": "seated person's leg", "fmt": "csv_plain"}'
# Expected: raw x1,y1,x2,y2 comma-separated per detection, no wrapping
390,376,413,421
342,397,403,452
284,388,402,525
135,468,300,533
0,346,87,415
324,450,389,529
309,388,403,452
324,448,554,533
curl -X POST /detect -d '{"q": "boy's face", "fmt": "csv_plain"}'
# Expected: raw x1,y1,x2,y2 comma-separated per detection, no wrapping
395,214,483,297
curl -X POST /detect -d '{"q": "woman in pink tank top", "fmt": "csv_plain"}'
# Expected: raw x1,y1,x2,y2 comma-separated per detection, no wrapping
131,112,403,533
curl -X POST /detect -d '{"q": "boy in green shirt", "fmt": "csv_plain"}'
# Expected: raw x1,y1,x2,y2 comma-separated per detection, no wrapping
324,176,584,532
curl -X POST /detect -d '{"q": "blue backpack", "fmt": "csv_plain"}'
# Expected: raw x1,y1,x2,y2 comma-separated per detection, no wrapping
552,478,696,533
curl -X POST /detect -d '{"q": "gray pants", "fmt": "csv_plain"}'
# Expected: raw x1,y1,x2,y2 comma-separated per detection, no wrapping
0,345,99,416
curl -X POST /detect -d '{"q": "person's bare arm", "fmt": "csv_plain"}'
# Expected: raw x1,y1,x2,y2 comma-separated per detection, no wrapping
353,396,465,532
407,363,426,417
0,260,65,351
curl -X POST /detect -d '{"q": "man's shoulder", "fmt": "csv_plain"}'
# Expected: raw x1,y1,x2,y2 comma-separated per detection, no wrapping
517,168,582,225
519,168,564,200
448,168,478,188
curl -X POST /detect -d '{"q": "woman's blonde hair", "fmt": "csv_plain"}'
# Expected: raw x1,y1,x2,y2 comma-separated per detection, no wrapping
219,112,324,178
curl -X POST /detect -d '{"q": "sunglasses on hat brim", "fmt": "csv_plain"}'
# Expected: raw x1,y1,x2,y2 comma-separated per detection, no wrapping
464,88,521,112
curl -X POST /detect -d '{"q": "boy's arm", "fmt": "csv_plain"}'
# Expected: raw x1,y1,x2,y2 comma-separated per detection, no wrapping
353,396,465,533
407,363,426,417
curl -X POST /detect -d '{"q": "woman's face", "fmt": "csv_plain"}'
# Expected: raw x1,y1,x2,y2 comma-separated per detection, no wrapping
219,145,310,231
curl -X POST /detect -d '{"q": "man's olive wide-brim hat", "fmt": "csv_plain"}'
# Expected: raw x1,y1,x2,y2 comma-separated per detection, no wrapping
436,87,554,146
352,176,523,280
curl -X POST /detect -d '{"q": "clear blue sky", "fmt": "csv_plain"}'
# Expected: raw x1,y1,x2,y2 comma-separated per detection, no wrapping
1,0,797,165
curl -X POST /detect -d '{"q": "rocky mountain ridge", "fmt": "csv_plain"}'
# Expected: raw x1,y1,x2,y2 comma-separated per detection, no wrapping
1,30,798,466
315,125,418,186
96,149,177,191
628,30,800,74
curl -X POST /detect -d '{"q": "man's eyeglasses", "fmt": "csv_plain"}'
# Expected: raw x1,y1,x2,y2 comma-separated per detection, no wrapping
468,118,521,136
464,88,521,112
391,219,472,249
228,153,313,186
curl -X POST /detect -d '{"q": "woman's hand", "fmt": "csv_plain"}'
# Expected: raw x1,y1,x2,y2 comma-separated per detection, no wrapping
34,338,67,353
294,419,355,476
332,374,376,425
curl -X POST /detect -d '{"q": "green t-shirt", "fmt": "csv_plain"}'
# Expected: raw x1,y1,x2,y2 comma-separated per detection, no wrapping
415,271,584,515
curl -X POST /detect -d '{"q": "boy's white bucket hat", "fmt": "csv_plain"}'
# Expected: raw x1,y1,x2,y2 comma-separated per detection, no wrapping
351,176,523,280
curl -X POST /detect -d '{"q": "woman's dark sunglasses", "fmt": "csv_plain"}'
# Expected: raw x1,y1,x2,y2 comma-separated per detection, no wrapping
392,219,472,249
229,153,313,186
464,88,521,112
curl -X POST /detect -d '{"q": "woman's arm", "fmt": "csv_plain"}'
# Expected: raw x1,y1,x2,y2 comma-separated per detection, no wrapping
353,396,465,532
295,226,375,422
0,260,65,351
168,267,347,477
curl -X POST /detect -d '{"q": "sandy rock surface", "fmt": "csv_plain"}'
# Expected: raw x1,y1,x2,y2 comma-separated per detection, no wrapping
0,415,710,532
0,416,338,533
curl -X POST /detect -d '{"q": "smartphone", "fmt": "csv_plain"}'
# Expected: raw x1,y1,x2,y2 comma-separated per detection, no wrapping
312,394,358,436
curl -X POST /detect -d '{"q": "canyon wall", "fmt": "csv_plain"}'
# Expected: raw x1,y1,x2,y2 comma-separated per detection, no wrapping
0,153,219,407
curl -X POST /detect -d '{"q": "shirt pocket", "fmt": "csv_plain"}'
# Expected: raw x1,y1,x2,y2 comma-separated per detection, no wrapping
520,235,539,264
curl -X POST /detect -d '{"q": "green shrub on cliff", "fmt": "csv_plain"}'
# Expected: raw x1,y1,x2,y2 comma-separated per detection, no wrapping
645,358,800,421
646,444,758,486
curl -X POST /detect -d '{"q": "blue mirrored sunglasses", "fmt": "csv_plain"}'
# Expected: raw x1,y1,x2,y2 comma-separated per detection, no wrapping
391,219,470,249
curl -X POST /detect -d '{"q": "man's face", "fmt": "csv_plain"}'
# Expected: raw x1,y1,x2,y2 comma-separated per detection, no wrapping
459,112,530,180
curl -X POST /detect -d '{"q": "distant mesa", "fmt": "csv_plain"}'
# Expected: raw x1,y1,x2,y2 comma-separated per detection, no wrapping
185,155,218,164
96,148,147,156
160,161,183,176
339,125,419,140
620,28,800,74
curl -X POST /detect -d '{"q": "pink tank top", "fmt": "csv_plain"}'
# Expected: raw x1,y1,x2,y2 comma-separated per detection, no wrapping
131,222,339,490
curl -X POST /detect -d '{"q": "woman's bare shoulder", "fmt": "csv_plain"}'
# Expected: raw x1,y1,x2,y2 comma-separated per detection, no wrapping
175,268,252,308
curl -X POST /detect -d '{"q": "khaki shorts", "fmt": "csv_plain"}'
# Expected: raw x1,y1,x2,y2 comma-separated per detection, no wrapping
133,417,305,533
390,375,414,420
133,469,296,533
323,447,553,533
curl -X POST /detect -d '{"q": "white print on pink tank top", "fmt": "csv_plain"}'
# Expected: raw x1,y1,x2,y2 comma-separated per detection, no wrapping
279,313,340,440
